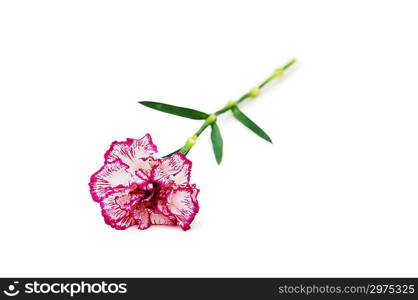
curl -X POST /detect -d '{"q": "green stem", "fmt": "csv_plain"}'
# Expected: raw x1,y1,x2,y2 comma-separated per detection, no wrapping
195,122,210,137
178,58,296,155
282,58,297,70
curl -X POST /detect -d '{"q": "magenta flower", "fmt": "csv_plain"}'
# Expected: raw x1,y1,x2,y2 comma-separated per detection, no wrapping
89,134,199,231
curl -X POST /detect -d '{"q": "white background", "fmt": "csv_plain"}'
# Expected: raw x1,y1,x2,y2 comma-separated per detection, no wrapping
1,0,417,277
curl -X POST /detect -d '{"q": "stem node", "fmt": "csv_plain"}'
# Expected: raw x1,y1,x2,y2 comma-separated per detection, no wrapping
248,87,260,98
205,114,217,125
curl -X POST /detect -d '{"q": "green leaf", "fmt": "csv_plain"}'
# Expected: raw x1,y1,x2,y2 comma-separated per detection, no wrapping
231,106,272,143
210,122,223,164
139,101,209,120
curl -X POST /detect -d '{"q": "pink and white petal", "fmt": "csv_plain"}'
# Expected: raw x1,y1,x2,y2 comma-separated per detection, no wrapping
89,160,135,202
133,207,151,230
173,162,192,186
166,186,199,230
149,210,176,226
135,157,159,181
104,134,158,171
152,153,192,186
100,192,136,230
113,215,137,229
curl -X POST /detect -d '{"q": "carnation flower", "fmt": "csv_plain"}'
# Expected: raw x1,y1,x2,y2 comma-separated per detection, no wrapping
89,60,295,232
89,134,199,231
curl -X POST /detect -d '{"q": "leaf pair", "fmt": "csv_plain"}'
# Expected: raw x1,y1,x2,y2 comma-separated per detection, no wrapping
210,107,271,165
138,100,271,165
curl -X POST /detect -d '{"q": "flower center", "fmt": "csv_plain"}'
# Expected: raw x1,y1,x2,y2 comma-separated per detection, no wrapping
128,182,159,206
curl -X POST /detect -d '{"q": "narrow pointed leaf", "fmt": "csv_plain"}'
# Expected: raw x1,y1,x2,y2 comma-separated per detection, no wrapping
139,101,209,120
210,122,223,164
232,106,272,143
